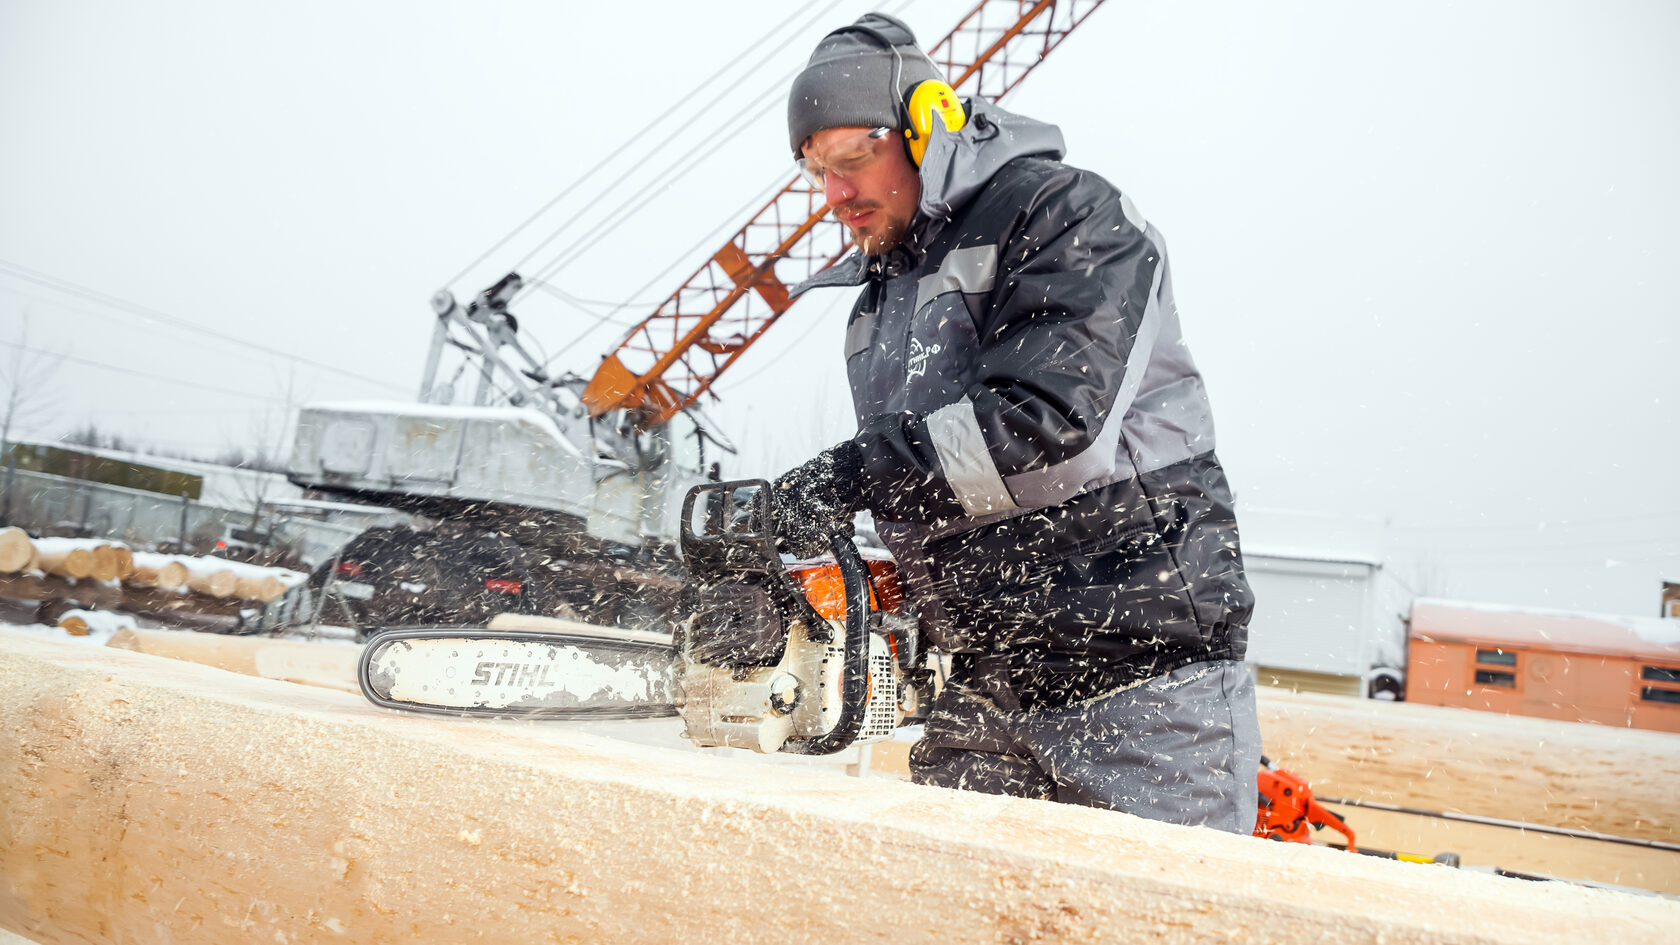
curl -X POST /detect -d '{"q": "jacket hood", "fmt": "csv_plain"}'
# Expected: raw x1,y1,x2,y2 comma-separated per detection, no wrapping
791,99,1064,298
915,98,1065,226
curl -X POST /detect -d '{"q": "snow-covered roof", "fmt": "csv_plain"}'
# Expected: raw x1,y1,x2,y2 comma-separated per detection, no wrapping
303,400,582,458
13,437,302,508
1410,597,1680,661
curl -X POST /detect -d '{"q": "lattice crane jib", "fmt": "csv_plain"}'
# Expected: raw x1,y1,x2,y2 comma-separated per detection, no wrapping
581,0,1108,427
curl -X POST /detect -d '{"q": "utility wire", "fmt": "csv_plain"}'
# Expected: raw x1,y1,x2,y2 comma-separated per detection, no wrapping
534,173,794,370
521,78,793,300
520,0,920,348
0,259,409,396
512,63,803,302
522,0,922,345
1421,535,1680,553
0,338,295,405
450,0,849,294
713,302,842,392
1391,510,1680,532
512,0,914,303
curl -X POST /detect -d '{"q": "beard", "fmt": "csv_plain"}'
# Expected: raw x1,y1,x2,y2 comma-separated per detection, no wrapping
840,203,911,255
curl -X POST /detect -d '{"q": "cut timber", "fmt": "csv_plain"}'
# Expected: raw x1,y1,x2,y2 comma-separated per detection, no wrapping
87,545,121,582
127,558,188,592
1257,688,1680,845
3,631,1676,945
104,627,360,693
109,546,134,581
233,574,286,603
183,568,236,598
32,544,93,581
0,528,35,573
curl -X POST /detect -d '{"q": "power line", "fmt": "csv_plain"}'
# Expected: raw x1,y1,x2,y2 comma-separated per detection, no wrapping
1406,535,1680,556
514,63,805,299
512,0,918,301
521,79,794,299
1436,552,1680,571
713,304,842,392
0,338,293,406
1391,510,1680,532
522,0,922,348
451,0,850,293
0,259,409,396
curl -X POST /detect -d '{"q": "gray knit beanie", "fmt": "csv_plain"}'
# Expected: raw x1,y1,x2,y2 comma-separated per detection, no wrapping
787,12,942,157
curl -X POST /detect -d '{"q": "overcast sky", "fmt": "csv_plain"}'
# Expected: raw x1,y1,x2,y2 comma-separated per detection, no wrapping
2,0,1676,617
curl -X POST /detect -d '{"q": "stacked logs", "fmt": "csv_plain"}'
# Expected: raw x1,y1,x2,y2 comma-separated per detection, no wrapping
0,528,300,603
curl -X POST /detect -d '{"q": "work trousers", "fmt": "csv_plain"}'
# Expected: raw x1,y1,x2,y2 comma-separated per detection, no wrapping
908,657,1262,834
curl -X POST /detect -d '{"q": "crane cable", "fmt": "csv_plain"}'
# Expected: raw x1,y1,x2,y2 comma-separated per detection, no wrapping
516,68,797,304
446,0,848,293
513,0,922,307
506,0,848,305
532,172,796,371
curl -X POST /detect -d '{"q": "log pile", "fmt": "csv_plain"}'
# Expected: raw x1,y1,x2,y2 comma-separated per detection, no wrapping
0,527,37,573
3,630,1676,945
0,529,300,603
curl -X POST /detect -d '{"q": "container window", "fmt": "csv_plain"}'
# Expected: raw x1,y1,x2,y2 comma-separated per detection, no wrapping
1476,649,1517,667
1475,670,1516,688
1641,666,1680,684
1640,687,1680,705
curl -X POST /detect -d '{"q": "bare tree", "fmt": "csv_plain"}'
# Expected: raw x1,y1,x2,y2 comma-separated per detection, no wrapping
224,364,299,539
0,313,63,453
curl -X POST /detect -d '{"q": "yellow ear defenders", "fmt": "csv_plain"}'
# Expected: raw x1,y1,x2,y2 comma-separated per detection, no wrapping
836,20,968,167
903,79,966,165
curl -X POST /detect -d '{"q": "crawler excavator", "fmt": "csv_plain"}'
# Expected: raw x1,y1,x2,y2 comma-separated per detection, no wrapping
247,0,1110,639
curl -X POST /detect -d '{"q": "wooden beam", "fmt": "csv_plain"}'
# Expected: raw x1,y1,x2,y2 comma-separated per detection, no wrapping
3,631,1676,945
103,628,360,693
1257,688,1680,844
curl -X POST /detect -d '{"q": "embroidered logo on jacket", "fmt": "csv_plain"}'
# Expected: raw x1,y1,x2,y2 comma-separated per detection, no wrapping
906,336,943,380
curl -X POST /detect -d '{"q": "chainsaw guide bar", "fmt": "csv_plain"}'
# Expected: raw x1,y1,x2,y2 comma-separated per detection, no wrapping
358,626,679,720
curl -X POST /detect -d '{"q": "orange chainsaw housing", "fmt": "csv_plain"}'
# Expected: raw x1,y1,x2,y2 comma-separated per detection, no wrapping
788,556,904,621
1255,765,1357,852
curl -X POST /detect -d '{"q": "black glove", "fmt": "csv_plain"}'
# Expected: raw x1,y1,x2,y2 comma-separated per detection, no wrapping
769,439,865,559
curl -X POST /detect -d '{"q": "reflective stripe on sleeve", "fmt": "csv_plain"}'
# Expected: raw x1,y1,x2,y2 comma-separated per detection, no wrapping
926,396,1019,517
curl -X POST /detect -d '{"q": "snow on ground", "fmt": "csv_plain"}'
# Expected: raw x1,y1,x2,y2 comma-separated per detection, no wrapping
3,620,123,646
1,615,361,648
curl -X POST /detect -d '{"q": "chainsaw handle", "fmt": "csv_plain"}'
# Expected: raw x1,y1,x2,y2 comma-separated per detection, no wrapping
680,479,779,580
780,532,873,756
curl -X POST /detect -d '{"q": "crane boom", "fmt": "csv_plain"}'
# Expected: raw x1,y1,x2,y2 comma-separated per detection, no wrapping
580,0,1107,427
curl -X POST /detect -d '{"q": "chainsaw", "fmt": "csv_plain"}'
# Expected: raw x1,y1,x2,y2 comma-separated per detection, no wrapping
357,479,927,755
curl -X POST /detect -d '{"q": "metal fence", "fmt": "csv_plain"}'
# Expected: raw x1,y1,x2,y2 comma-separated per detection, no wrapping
0,466,362,567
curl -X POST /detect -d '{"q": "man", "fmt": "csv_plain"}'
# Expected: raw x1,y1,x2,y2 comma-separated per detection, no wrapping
773,12,1260,833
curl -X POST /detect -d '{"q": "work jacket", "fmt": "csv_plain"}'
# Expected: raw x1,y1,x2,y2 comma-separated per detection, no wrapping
795,101,1252,689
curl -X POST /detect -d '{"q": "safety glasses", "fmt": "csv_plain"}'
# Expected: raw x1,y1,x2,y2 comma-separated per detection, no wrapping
796,126,892,190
